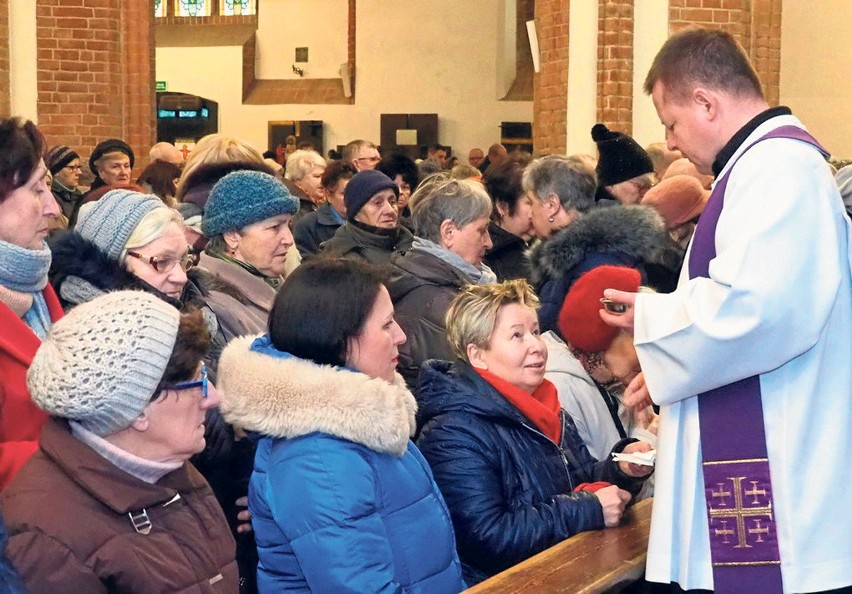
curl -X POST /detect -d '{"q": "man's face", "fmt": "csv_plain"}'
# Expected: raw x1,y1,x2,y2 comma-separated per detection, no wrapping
352,146,380,171
468,149,484,169
651,82,718,176
432,149,447,166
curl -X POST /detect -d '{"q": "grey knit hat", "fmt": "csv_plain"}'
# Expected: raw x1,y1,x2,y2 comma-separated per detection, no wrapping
75,189,164,261
27,291,180,437
202,170,298,237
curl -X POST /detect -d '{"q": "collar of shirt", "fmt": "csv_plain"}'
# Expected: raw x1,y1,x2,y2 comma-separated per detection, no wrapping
711,105,793,177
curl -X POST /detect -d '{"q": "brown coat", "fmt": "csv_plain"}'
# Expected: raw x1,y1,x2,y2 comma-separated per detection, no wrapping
0,418,238,594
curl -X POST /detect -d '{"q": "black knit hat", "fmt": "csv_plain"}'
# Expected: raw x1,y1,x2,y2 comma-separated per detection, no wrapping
45,146,80,176
591,123,653,186
344,170,399,221
89,138,135,176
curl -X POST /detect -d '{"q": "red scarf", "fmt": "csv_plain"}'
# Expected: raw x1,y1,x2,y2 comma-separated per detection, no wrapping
475,368,562,444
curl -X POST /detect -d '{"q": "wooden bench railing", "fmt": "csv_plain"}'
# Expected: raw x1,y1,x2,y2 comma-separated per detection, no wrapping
465,497,653,594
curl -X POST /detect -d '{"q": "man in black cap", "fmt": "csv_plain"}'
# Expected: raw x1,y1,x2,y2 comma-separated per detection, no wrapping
591,123,655,205
88,138,135,191
45,145,85,225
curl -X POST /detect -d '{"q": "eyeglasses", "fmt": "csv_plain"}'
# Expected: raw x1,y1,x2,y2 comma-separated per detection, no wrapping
64,164,82,172
167,362,208,399
126,249,198,273
355,156,381,164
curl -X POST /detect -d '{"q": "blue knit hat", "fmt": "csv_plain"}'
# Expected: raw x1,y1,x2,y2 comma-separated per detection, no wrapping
344,170,399,221
202,170,298,237
75,189,165,261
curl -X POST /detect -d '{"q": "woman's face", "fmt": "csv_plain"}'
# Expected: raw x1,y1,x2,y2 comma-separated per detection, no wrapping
296,165,326,204
0,160,60,249
602,332,641,387
346,285,406,383
470,303,547,394
498,195,534,241
228,213,294,277
392,174,412,209
444,215,493,267
140,363,220,464
53,158,81,189
96,152,132,185
528,191,555,238
124,222,190,299
354,189,398,229
607,174,655,205
326,177,350,218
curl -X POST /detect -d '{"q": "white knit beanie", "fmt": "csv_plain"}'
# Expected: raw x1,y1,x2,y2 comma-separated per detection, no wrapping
27,291,180,437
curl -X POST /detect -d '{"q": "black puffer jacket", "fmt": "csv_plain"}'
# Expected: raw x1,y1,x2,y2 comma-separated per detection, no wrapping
322,221,414,267
416,360,645,584
387,250,471,389
483,222,531,282
529,204,683,333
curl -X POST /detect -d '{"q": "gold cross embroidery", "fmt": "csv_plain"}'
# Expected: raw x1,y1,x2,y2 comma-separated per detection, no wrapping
708,476,773,549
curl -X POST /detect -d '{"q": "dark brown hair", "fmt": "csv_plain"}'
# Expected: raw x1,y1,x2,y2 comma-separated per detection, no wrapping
137,160,182,202
483,156,528,219
321,159,357,191
0,118,46,202
155,308,210,397
643,28,763,102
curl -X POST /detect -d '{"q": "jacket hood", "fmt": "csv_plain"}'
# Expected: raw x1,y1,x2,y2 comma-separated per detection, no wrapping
529,204,673,285
387,250,470,303
217,335,418,457
417,359,529,430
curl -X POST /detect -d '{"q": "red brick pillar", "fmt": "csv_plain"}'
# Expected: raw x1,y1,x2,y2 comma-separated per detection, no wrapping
533,0,569,155
597,0,635,134
36,0,154,175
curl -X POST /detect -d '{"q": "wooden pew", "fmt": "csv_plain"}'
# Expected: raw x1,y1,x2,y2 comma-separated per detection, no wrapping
465,498,653,594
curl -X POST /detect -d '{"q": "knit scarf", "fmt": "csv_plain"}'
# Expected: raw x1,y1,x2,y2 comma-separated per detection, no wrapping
0,240,53,336
475,367,562,443
215,252,283,290
411,237,498,285
70,421,182,484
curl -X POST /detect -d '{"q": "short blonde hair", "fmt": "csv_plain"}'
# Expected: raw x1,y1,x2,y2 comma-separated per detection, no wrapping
121,206,184,263
445,279,540,364
284,150,326,182
176,134,264,200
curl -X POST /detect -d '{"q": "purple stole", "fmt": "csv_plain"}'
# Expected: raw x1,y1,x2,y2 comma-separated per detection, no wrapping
688,125,828,592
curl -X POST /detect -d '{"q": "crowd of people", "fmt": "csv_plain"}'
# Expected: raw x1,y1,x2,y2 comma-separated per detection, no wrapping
1,27,851,594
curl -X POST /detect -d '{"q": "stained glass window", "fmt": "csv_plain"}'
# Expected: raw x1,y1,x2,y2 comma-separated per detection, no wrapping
154,0,166,17
174,0,211,17
220,0,256,16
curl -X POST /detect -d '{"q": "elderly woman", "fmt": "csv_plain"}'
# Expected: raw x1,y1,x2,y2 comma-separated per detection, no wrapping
217,258,466,593
322,169,414,265
86,138,134,193
201,169,298,335
45,145,84,226
416,280,653,584
0,291,238,593
591,123,656,205
0,118,63,491
525,155,682,333
387,176,495,388
284,149,326,221
292,160,355,258
482,155,534,281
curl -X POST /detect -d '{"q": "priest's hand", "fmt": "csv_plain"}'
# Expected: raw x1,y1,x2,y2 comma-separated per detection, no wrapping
594,485,632,527
623,372,653,411
599,289,636,334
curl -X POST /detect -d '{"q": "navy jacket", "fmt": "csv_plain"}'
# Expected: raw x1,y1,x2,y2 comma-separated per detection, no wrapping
416,360,644,584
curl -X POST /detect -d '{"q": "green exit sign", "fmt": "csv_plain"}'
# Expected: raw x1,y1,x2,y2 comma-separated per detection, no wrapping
155,81,167,92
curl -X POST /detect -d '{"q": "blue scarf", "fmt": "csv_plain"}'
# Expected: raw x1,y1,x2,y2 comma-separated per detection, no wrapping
0,239,54,338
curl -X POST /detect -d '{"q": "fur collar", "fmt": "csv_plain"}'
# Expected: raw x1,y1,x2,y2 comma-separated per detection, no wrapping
217,336,418,457
529,205,672,285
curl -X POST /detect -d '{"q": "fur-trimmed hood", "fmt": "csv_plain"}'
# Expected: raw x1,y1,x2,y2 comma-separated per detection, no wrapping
529,204,679,286
217,335,418,457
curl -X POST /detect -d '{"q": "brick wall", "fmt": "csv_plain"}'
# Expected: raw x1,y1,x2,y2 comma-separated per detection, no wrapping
36,0,154,177
669,0,782,105
597,0,634,134
0,0,9,117
532,0,569,155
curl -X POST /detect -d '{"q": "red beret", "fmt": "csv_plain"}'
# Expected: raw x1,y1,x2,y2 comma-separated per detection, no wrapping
558,265,641,352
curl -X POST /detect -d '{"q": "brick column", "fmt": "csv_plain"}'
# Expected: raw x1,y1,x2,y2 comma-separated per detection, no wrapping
669,0,782,106
533,0,569,155
36,0,154,175
597,0,634,134
0,0,9,117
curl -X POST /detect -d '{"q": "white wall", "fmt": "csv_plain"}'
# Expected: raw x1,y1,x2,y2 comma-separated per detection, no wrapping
565,1,598,155
8,1,38,120
156,0,533,157
780,0,852,158
631,2,669,148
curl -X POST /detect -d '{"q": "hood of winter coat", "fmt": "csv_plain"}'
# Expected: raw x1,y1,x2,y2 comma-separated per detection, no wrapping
217,335,418,457
528,205,674,286
387,250,471,303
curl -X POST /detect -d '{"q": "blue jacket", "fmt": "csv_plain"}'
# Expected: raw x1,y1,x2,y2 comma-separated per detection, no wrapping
416,360,645,584
217,336,465,594
0,514,24,594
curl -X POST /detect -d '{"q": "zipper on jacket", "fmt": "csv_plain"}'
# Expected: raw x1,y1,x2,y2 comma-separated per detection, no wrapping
520,415,575,491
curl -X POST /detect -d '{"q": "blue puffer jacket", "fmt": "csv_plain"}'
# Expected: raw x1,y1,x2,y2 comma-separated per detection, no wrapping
416,360,645,584
217,336,466,594
0,513,24,594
